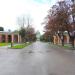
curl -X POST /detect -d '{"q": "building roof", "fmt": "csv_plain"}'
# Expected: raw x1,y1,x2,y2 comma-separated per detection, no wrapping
0,31,19,35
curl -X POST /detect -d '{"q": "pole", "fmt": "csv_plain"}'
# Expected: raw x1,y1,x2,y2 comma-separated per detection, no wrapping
49,35,50,43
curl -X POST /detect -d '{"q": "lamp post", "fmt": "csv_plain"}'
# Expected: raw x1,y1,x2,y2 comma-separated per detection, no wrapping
48,35,50,43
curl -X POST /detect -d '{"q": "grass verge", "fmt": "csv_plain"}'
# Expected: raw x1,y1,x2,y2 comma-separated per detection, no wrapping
63,45,71,49
0,43,10,46
11,43,31,49
49,43,72,49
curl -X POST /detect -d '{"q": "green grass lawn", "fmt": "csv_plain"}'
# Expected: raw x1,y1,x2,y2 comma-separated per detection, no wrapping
63,45,71,48
49,43,72,49
11,43,31,49
0,43,10,46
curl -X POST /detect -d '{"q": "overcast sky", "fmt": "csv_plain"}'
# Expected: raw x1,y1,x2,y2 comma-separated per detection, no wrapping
0,0,57,34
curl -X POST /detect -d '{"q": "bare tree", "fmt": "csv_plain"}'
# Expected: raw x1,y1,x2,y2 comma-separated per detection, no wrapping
17,16,26,28
17,14,35,42
17,14,33,28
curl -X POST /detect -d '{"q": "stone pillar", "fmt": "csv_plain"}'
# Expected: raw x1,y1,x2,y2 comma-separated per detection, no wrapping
19,35,22,43
5,34,8,43
53,36,56,44
11,34,14,43
66,35,69,44
0,34,2,42
18,34,20,43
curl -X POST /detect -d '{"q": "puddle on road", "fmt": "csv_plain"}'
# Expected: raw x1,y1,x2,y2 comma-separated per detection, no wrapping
23,50,52,54
28,51,34,53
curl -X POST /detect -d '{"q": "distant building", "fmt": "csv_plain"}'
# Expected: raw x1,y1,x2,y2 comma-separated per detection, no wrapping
36,31,41,40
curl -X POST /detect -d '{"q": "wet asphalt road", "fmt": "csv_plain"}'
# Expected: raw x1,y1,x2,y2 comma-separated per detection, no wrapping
0,41,75,75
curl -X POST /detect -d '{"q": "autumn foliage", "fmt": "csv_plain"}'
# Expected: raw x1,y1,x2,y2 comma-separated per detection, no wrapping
44,0,75,47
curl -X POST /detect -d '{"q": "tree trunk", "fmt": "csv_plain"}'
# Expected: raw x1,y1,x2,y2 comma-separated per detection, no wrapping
61,36,64,46
71,37,74,48
68,31,75,48
61,32,64,46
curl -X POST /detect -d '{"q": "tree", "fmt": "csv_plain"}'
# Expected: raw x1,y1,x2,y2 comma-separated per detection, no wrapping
44,0,75,47
25,26,36,42
55,1,69,46
44,0,70,46
17,15,36,42
70,0,75,48
0,27,4,31
17,15,33,28
19,27,26,42
17,16,26,28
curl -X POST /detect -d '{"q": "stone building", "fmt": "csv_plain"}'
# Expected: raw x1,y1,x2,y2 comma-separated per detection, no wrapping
0,31,21,43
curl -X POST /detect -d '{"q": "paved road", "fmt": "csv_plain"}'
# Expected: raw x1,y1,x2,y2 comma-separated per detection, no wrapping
0,41,75,75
